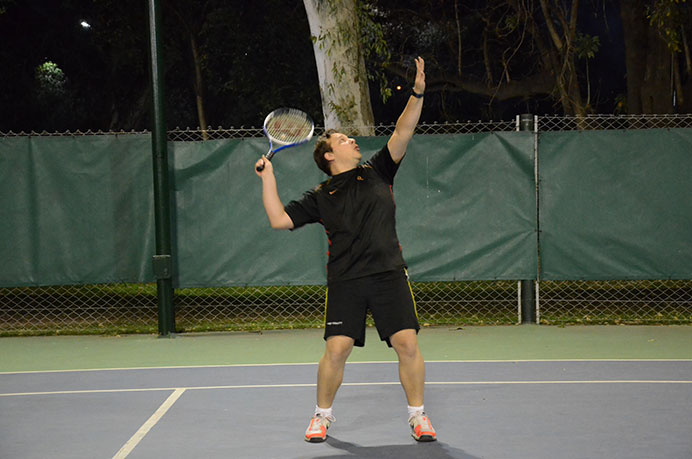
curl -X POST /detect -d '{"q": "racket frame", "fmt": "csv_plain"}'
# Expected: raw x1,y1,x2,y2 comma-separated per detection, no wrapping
262,108,314,162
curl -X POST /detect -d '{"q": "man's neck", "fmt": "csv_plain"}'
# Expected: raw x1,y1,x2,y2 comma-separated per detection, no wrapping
330,160,360,176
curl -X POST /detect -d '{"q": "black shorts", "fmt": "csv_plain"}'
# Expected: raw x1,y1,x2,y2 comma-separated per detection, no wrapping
323,269,420,347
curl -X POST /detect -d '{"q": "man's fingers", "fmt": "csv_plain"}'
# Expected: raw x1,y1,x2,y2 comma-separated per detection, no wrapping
255,157,270,175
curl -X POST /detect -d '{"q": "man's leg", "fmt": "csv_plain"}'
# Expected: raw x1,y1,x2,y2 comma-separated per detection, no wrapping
317,335,355,407
390,329,437,441
389,329,424,405
305,335,354,442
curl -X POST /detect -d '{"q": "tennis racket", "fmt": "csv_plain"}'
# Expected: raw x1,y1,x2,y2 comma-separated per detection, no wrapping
256,108,315,172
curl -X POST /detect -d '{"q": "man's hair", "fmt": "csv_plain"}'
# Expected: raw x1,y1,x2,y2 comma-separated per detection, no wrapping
313,129,338,176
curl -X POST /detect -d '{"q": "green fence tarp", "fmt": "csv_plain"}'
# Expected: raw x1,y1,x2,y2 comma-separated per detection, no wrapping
9,129,691,286
0,135,155,287
170,132,537,286
0,132,537,287
539,128,692,280
394,132,537,281
170,138,327,287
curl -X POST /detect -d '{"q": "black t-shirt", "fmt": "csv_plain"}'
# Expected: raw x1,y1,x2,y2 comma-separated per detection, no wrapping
284,145,406,282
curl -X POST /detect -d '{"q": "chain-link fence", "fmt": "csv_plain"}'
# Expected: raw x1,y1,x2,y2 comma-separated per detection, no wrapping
2,115,691,335
537,114,692,131
166,119,518,141
533,114,692,325
173,280,521,334
538,280,692,325
0,284,159,335
0,280,520,335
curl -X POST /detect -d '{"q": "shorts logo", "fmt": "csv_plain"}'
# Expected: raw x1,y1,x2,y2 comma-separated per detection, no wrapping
326,321,343,326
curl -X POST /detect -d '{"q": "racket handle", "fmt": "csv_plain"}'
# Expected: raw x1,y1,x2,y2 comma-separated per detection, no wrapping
256,152,275,172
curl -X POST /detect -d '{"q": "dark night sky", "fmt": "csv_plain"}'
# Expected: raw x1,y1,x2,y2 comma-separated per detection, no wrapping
0,1,637,132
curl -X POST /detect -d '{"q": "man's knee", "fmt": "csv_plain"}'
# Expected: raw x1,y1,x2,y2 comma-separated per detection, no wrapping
324,335,354,363
390,329,420,359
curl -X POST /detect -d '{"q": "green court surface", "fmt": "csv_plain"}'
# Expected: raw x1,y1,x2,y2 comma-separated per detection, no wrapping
2,325,691,373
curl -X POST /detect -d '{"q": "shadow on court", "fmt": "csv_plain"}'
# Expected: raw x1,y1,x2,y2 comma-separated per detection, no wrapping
313,437,480,459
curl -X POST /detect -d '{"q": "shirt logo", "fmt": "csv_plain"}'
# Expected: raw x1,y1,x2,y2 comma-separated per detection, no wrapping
326,321,343,326
357,176,364,181
329,189,337,195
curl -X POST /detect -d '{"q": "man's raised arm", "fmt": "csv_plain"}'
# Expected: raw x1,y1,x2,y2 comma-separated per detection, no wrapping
387,56,426,163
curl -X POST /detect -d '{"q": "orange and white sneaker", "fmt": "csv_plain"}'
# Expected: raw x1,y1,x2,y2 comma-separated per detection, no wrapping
304,413,335,443
408,412,437,442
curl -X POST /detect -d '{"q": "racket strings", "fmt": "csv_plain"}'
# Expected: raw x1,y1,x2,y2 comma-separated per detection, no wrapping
266,112,313,144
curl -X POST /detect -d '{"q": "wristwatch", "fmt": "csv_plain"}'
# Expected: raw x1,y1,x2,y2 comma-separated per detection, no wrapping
411,89,424,98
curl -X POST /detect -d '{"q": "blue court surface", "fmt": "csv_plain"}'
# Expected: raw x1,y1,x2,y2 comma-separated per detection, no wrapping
1,327,691,458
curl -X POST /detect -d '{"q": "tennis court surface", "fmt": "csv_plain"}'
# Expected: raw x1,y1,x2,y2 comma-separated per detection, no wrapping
1,325,691,458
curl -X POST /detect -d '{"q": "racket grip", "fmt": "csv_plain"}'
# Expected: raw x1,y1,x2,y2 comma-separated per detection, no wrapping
256,152,275,172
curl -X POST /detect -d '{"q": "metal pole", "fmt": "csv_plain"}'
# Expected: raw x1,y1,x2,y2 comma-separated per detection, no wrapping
147,0,175,336
518,113,537,324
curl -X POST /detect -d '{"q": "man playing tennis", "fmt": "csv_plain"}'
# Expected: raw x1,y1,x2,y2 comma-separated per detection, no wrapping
255,57,436,443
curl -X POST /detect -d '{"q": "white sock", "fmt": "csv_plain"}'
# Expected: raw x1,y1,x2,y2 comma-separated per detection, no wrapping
315,405,333,418
407,404,425,418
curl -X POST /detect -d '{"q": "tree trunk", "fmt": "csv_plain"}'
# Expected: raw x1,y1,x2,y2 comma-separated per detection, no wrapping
169,0,210,138
679,27,692,112
620,1,648,113
303,0,375,135
641,33,673,113
619,0,674,114
190,34,209,140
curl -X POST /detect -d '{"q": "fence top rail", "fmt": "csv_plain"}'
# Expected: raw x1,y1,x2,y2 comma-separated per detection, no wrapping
538,114,692,131
0,121,518,140
2,114,692,139
0,129,150,137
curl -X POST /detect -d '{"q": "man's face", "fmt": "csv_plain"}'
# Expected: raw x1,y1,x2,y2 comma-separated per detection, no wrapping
328,132,361,165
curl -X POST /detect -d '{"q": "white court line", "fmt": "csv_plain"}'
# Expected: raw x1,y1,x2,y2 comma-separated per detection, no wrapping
0,384,316,397
2,380,692,398
1,358,691,375
112,388,185,459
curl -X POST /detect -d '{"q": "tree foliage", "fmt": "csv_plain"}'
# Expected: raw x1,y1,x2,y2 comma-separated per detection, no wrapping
0,0,689,132
621,0,691,113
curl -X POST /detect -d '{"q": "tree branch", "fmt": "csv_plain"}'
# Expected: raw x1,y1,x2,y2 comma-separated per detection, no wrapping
539,0,563,50
454,0,462,75
385,62,554,101
681,25,692,76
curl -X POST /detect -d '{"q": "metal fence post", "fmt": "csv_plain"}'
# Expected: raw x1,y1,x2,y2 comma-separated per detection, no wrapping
518,113,537,324
148,0,176,336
